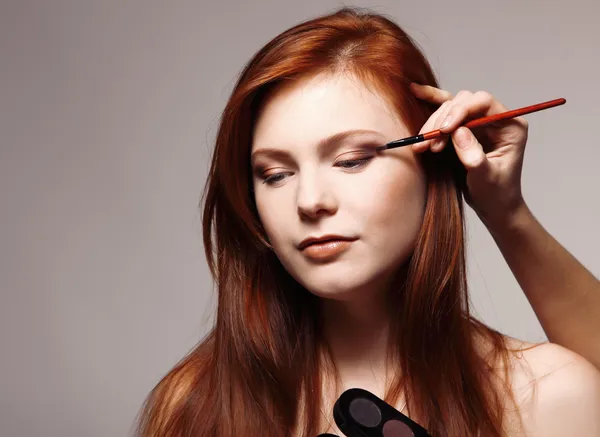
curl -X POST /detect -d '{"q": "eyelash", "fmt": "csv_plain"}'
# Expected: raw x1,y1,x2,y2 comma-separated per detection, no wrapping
261,156,374,185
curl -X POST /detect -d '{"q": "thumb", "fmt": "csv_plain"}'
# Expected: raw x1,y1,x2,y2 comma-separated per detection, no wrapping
451,127,490,175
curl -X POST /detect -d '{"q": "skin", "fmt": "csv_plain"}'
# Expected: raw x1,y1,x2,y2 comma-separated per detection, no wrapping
250,72,600,436
411,83,600,372
252,73,425,418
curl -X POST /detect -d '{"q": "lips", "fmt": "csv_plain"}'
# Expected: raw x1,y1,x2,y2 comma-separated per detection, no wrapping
299,236,357,261
298,235,357,250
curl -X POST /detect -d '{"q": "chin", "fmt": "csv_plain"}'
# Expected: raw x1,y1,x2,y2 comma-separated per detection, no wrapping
296,257,411,301
293,268,386,301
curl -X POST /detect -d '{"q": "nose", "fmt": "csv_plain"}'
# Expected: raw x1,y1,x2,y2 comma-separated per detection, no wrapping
296,169,338,220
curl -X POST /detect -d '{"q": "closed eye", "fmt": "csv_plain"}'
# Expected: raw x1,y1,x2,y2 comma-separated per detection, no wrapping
335,156,374,169
260,156,374,186
262,172,291,185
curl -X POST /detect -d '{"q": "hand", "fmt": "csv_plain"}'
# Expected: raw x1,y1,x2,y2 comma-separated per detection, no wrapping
409,83,529,229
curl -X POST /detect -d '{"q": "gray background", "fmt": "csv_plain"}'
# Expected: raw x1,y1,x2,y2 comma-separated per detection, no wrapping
1,1,598,436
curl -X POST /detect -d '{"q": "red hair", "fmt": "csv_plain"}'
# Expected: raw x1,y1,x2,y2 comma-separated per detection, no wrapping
135,7,520,437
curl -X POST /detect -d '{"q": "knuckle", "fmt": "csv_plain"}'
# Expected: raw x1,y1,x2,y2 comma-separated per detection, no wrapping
517,116,529,129
456,90,473,99
440,100,452,110
435,101,451,117
468,154,486,169
442,90,454,101
474,90,493,104
446,103,464,120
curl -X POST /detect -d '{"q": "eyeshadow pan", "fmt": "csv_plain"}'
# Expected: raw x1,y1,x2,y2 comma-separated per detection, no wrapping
382,419,415,437
348,397,382,427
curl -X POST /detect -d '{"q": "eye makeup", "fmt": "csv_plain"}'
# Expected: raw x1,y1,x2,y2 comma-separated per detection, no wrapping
254,145,377,186
317,388,433,437
252,139,382,171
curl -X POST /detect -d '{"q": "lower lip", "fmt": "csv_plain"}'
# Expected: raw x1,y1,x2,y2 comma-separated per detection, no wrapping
301,239,354,260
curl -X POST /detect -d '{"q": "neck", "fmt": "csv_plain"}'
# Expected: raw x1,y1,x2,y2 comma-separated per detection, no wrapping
319,289,394,397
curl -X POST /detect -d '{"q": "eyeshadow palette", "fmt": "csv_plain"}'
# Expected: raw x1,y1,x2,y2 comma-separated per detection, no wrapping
317,388,433,437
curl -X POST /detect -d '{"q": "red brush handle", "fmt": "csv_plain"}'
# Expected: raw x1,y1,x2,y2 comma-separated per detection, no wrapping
422,98,566,141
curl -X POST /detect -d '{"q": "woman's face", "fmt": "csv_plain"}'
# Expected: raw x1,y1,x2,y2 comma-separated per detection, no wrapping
251,72,427,301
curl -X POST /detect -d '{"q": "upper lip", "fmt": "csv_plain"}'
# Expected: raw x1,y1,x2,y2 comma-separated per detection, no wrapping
298,234,357,250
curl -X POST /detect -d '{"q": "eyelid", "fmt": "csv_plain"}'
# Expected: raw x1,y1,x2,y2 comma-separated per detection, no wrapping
335,147,377,162
253,164,284,176
253,143,378,172
343,141,381,153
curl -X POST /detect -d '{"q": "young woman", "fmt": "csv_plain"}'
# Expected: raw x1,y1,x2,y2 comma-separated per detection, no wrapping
135,7,600,437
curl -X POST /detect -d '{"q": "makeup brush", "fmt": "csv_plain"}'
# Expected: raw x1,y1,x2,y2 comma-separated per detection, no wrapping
376,97,566,151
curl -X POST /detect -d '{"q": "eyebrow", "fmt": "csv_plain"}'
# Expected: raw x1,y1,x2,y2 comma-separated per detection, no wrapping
251,129,386,163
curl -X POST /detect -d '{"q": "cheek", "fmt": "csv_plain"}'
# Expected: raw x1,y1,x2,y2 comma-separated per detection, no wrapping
357,161,426,240
254,190,290,247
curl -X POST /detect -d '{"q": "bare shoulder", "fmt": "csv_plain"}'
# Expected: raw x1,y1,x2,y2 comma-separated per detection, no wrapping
502,336,600,436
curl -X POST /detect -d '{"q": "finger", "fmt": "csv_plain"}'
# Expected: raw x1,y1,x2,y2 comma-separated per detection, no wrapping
430,100,460,152
451,127,491,174
410,83,453,105
439,91,509,133
412,100,451,153
430,91,473,152
430,107,452,152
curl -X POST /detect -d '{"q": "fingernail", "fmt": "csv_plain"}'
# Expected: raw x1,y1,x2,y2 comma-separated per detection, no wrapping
440,114,452,129
454,127,469,148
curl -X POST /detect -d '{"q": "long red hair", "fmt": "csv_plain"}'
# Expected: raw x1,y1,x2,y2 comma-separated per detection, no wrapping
134,7,520,437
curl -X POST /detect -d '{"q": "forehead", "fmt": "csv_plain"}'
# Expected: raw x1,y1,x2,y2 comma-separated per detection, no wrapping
252,72,406,150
